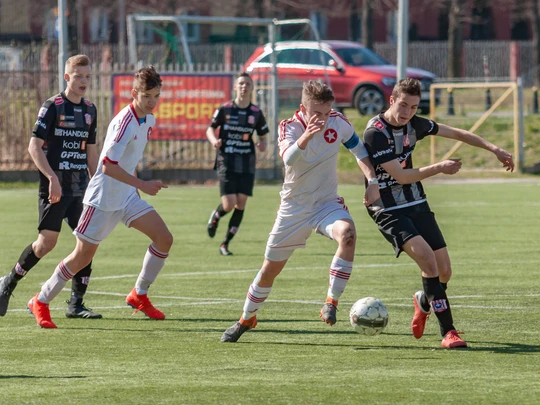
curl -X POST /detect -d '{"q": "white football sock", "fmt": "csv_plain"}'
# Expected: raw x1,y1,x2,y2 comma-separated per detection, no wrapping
242,283,272,320
38,261,75,304
326,256,353,302
135,244,168,295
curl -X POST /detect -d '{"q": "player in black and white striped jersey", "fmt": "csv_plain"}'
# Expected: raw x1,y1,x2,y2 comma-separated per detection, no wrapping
363,78,514,348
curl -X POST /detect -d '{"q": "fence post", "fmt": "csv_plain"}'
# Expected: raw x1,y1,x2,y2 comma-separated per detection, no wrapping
447,88,455,116
224,45,233,72
483,55,491,110
509,41,520,82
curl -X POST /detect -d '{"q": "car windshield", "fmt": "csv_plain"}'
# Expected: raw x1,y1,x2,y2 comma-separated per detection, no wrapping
334,47,389,66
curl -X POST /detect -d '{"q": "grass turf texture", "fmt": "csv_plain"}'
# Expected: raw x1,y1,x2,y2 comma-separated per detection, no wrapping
0,182,538,404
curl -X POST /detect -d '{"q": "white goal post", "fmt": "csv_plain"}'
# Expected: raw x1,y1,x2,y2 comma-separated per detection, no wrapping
126,15,325,177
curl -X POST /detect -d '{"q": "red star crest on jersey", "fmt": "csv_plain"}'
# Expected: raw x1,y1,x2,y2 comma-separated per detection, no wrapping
324,128,338,144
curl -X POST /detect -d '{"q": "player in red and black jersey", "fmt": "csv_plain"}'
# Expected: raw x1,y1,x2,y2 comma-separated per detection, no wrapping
0,55,101,319
206,72,269,256
363,78,514,348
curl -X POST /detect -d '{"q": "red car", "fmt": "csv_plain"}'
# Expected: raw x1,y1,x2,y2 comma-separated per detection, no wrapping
243,40,437,115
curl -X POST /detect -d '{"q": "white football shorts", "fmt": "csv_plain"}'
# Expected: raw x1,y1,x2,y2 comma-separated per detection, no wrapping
264,197,353,262
74,192,154,244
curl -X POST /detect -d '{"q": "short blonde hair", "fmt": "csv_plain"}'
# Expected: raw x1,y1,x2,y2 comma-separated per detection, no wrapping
301,80,335,105
65,54,90,74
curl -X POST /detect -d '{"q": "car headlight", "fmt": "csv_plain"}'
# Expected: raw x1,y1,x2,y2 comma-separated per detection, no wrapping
382,77,397,87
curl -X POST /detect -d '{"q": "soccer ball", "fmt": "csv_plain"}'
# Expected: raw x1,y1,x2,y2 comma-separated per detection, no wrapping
349,297,389,335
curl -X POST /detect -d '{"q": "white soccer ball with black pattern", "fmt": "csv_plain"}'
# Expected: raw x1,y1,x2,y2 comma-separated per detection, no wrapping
349,297,389,335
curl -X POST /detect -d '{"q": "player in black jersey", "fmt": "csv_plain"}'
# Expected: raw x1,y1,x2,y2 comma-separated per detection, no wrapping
206,72,269,256
0,55,101,319
363,78,514,348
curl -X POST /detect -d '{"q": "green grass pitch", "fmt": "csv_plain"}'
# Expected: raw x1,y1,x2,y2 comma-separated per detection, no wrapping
0,181,538,404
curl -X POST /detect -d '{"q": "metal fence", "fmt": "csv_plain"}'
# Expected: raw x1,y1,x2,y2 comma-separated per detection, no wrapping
0,64,278,172
2,40,539,171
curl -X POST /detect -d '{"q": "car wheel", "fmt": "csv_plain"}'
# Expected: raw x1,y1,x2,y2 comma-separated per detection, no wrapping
354,87,385,116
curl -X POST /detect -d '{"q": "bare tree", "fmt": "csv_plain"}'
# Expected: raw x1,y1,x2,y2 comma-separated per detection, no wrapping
361,0,374,50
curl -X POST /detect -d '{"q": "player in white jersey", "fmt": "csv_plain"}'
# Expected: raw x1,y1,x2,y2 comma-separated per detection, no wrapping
221,81,380,342
27,66,173,329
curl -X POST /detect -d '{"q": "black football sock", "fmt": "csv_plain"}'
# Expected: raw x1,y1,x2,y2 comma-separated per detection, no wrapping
223,208,244,245
11,244,41,281
70,261,92,301
423,276,455,336
215,203,228,219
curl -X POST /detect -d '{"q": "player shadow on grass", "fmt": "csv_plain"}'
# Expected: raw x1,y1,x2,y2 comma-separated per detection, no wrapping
461,341,540,354
0,375,87,379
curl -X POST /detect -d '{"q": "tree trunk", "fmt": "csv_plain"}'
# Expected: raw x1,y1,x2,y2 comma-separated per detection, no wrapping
350,0,360,41
361,0,374,50
447,0,463,78
532,0,540,86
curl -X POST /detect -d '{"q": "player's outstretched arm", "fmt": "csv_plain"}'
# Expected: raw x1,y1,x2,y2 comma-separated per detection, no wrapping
102,159,167,196
381,158,462,185
28,137,61,204
437,123,514,172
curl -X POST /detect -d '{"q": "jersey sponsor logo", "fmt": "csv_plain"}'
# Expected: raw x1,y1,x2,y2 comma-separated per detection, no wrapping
59,121,76,128
223,124,254,133
38,107,48,118
59,161,87,170
74,107,82,113
60,151,87,159
403,134,410,147
85,113,92,125
373,148,393,158
431,299,448,313
63,140,84,150
54,128,89,138
35,120,47,129
147,127,153,140
54,97,64,105
242,133,249,141
59,115,74,121
248,115,255,125
224,146,251,154
324,128,338,144
374,120,384,130
84,99,93,107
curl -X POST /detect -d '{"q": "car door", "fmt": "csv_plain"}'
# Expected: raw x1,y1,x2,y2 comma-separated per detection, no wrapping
302,48,349,104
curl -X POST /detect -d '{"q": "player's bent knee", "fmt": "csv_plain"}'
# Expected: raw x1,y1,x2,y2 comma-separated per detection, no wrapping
335,227,356,247
154,230,173,251
35,239,57,256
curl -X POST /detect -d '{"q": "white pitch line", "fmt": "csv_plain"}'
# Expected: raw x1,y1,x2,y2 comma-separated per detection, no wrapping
6,289,536,314
88,258,540,281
